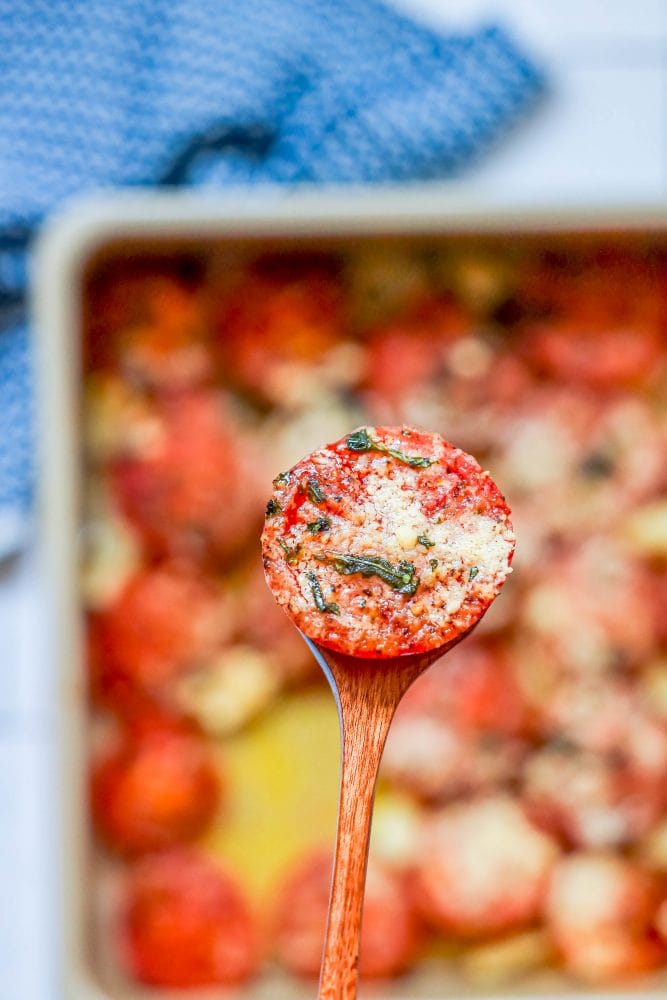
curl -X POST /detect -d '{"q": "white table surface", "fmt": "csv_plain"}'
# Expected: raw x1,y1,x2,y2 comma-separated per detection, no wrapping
4,2,667,996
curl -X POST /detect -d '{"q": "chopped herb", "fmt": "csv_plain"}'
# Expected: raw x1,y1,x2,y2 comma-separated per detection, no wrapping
266,498,281,517
319,552,419,597
417,534,435,548
273,471,290,486
346,428,374,451
468,565,479,581
359,598,367,608
278,539,301,564
307,478,327,504
429,558,439,570
346,428,432,469
306,516,331,534
306,571,340,615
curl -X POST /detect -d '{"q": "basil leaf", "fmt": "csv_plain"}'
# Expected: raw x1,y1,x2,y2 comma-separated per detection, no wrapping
384,447,432,469
320,552,419,597
345,428,432,469
346,428,374,452
278,539,301,564
417,535,435,548
306,517,331,534
306,570,340,615
307,478,327,504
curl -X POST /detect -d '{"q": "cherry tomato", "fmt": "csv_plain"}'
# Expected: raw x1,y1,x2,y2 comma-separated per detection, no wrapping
111,390,264,562
413,795,559,939
217,257,343,404
122,848,259,987
90,714,221,857
93,563,232,700
118,277,214,390
545,852,663,983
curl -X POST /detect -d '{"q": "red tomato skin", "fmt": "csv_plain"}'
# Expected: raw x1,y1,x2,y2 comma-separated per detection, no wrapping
217,261,344,402
90,715,221,857
122,848,260,988
92,563,231,698
111,390,263,562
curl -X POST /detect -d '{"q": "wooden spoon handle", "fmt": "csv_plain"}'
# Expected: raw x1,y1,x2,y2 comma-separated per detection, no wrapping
317,659,423,1000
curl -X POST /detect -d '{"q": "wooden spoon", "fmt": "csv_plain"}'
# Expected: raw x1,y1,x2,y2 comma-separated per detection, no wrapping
303,629,474,1000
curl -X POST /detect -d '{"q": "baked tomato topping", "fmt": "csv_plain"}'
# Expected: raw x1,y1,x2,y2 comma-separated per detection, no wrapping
262,426,514,657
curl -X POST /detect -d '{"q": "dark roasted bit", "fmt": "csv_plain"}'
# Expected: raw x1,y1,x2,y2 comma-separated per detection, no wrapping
266,499,282,517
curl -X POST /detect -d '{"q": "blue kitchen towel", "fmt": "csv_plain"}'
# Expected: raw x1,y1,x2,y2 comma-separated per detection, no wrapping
0,0,545,554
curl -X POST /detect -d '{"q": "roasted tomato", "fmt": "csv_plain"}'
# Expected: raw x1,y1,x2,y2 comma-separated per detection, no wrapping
519,538,657,674
117,277,214,390
358,296,524,456
274,850,423,979
216,257,344,406
545,852,663,983
90,714,221,857
413,795,559,939
121,848,259,987
533,676,667,764
92,563,232,702
382,719,525,803
360,294,470,410
111,390,264,562
522,318,663,391
397,639,529,736
517,252,665,390
521,673,667,849
262,426,514,658
382,641,528,800
497,388,666,542
522,742,667,850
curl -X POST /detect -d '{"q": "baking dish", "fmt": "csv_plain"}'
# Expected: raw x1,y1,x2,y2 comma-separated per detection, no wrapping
35,189,667,1000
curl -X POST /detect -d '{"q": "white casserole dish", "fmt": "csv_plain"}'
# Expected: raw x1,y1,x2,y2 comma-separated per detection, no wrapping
34,189,667,1000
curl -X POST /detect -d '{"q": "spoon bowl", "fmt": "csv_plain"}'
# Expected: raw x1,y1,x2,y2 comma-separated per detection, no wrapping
303,629,475,1000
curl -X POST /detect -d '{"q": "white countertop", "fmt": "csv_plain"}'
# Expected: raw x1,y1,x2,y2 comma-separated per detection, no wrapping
3,2,667,996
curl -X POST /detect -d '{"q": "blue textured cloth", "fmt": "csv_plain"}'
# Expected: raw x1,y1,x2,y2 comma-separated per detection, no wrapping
0,0,545,554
